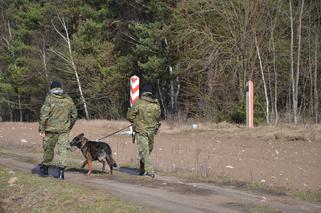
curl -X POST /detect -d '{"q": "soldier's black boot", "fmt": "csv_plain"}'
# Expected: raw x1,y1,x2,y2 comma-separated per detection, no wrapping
39,164,48,177
139,160,145,176
58,167,64,180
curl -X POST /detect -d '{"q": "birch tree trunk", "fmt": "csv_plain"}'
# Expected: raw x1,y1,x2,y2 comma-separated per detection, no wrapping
157,79,167,119
40,38,50,82
164,37,177,118
17,94,22,122
51,14,89,119
308,15,313,122
169,66,175,117
294,0,305,124
307,13,313,123
289,0,296,124
3,21,23,122
254,34,270,124
314,31,319,123
174,75,180,118
271,33,279,125
270,1,281,125
6,94,13,121
268,67,274,123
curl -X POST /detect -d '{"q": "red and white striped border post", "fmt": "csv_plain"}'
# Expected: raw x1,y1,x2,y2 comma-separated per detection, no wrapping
246,80,254,128
130,75,140,107
128,75,139,135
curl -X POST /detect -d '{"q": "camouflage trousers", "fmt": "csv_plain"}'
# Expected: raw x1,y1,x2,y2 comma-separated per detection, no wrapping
137,131,155,175
42,132,69,167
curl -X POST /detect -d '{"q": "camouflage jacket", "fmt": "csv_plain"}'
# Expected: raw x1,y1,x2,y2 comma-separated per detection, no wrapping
39,88,78,133
127,95,161,134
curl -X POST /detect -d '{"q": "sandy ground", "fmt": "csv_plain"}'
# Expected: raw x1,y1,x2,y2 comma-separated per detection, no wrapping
0,120,321,212
1,120,320,191
1,154,321,213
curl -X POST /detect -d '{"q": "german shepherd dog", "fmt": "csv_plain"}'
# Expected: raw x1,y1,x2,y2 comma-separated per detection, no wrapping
70,133,117,176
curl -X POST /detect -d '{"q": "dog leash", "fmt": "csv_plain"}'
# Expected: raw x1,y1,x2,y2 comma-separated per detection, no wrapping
97,124,132,141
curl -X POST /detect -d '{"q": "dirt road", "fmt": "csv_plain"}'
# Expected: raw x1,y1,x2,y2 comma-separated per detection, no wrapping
0,154,320,213
1,121,321,212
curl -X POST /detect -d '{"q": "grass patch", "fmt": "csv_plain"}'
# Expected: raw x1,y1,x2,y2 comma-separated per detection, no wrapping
250,206,283,213
245,182,287,197
0,166,163,213
295,191,321,203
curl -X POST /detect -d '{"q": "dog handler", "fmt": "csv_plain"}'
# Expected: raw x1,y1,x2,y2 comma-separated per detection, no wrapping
38,81,78,179
127,84,161,178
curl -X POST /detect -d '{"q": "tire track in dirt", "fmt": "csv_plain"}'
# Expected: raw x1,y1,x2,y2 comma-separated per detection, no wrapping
1,155,321,213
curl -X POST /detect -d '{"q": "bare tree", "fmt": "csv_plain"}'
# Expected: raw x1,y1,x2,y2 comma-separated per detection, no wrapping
169,65,175,116
307,13,313,122
50,13,89,119
294,0,305,124
255,33,270,123
271,30,278,125
268,0,282,125
289,0,305,125
39,38,50,82
314,26,319,123
157,79,168,119
163,38,180,118
289,0,296,124
2,19,23,122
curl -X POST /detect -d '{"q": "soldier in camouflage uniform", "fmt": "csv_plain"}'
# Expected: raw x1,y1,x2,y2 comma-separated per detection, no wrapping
39,81,77,179
127,84,161,178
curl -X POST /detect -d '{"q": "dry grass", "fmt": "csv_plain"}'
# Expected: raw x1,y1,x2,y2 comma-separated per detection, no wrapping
3,119,321,141
295,191,321,203
0,166,163,213
164,121,321,142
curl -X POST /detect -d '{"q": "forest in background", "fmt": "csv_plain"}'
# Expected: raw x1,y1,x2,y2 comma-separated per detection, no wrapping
0,0,320,125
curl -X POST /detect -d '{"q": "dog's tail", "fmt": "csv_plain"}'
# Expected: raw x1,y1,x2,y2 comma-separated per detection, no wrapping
106,155,117,168
113,161,117,168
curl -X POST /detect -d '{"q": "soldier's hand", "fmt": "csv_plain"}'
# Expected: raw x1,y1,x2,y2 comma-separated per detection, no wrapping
155,123,161,134
39,132,46,138
155,128,160,135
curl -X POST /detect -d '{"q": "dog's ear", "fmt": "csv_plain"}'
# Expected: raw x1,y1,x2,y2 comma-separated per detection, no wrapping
79,133,85,137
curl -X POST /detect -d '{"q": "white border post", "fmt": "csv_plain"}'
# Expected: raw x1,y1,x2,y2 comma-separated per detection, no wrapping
246,80,254,128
